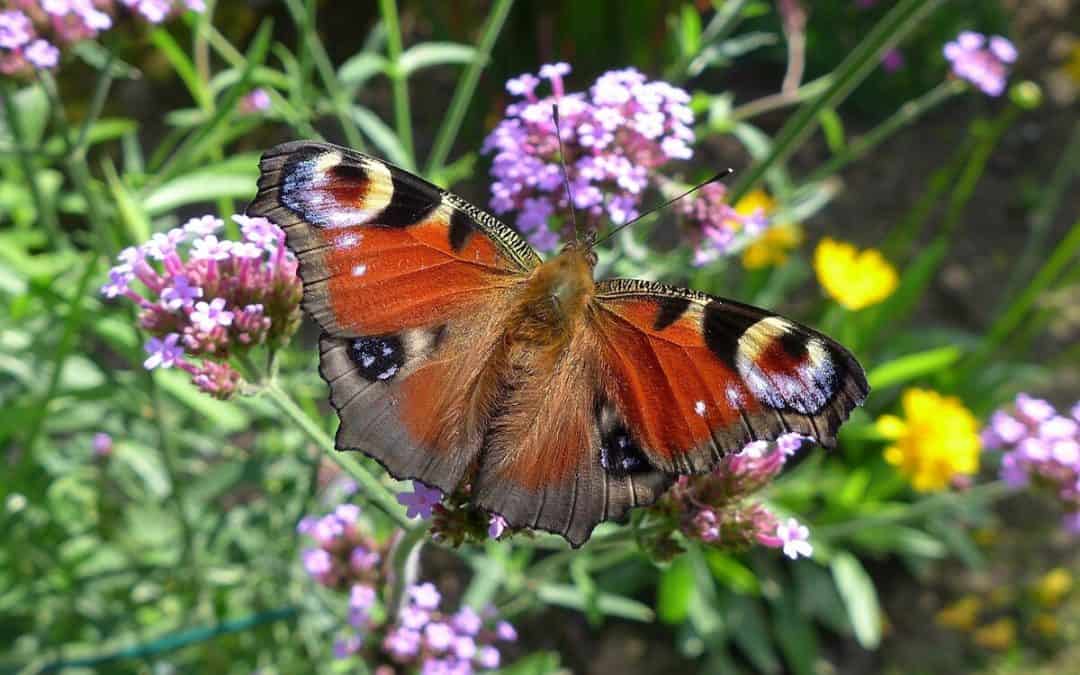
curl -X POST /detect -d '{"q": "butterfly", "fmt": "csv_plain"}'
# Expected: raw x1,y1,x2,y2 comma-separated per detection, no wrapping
248,140,869,547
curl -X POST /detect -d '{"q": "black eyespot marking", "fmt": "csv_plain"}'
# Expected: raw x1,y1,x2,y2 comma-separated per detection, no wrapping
600,425,652,477
702,299,772,366
653,296,691,331
448,209,475,251
349,335,405,382
778,329,809,360
376,167,441,228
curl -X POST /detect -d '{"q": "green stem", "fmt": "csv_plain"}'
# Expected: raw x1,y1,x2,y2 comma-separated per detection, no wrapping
378,0,414,168
283,0,365,150
730,74,833,122
387,521,431,618
666,0,752,81
729,0,944,202
1,81,64,247
815,481,1013,541
999,118,1080,305
807,79,965,183
424,0,514,177
72,52,116,159
263,382,411,528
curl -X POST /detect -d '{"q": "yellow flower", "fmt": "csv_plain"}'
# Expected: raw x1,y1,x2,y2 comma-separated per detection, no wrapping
1033,568,1073,608
734,189,804,270
1033,612,1059,638
972,617,1016,651
935,595,982,632
877,388,980,492
813,238,898,310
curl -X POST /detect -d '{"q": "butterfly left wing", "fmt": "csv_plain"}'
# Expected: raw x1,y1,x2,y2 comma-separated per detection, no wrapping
247,141,540,496
589,279,869,475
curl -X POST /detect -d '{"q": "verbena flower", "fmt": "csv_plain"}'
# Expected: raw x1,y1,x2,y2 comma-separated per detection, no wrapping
239,87,271,114
981,393,1080,533
646,433,813,559
92,432,113,458
679,182,768,266
483,63,694,251
876,388,980,491
100,213,302,399
944,31,1017,97
0,2,202,78
397,481,443,520
813,237,898,311
298,504,516,671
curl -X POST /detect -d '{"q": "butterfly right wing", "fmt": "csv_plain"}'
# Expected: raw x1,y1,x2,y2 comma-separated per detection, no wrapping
248,141,538,494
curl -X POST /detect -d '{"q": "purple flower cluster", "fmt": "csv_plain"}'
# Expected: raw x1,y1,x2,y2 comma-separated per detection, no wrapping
397,480,513,547
678,181,768,266
944,31,1017,97
983,394,1080,533
378,583,516,673
298,504,516,672
101,213,302,399
483,63,694,251
653,433,814,559
0,1,202,77
298,503,384,590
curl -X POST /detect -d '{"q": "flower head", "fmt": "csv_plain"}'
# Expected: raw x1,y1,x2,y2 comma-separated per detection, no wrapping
776,518,813,559
944,31,1017,97
877,388,980,491
484,64,693,250
814,237,898,310
397,481,443,520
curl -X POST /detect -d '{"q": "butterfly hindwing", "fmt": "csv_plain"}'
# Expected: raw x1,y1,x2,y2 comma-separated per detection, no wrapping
591,279,869,474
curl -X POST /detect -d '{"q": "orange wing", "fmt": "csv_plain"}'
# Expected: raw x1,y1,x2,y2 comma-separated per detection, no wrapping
247,141,538,493
591,279,869,474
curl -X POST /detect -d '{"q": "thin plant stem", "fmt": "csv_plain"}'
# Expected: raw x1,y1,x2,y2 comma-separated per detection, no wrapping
666,0,752,81
815,481,1013,541
263,381,412,529
730,74,832,122
807,79,966,183
999,118,1080,304
1,81,64,247
283,0,365,150
424,0,514,177
387,521,432,619
378,0,414,168
729,0,944,202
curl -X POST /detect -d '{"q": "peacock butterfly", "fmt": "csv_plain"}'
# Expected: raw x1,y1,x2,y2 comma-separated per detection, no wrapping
248,140,869,547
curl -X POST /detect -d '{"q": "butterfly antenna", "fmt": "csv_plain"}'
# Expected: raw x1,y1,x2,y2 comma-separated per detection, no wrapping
551,104,581,241
590,169,734,249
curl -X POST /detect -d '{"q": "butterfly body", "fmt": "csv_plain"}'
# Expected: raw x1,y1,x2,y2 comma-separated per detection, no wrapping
249,141,869,546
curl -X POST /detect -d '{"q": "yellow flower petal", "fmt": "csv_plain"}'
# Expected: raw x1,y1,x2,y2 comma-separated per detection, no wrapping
813,237,899,311
876,388,981,492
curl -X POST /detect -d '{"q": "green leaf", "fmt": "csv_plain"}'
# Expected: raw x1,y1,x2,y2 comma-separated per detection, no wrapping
536,583,654,622
771,591,818,675
399,42,477,76
150,28,212,110
819,107,846,154
657,555,695,624
727,593,780,673
155,369,251,433
114,441,172,499
679,5,702,58
102,159,151,245
338,52,389,87
142,154,260,215
851,525,948,559
352,106,413,169
498,651,563,675
867,346,962,390
705,551,761,595
830,552,883,649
